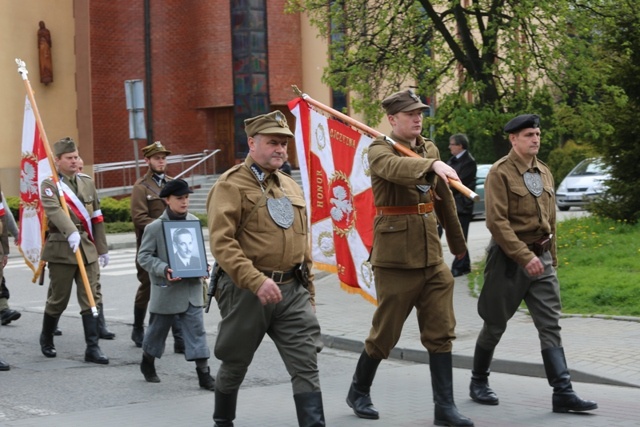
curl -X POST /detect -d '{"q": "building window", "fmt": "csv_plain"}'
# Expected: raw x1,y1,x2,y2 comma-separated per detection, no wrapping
231,0,269,159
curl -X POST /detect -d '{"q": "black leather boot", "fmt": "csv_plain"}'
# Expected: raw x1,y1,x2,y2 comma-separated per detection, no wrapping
40,312,59,358
81,313,109,364
430,352,474,426
172,315,185,353
346,350,382,419
196,365,216,391
469,344,499,405
140,353,160,383
542,347,598,413
294,391,326,427
0,355,10,371
97,303,115,339
213,388,238,427
131,306,146,347
1,308,21,325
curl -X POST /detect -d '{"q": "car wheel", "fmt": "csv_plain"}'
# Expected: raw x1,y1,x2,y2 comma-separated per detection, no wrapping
558,205,570,211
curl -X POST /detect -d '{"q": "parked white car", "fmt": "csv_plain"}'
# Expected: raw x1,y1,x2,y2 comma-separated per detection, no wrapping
556,158,610,211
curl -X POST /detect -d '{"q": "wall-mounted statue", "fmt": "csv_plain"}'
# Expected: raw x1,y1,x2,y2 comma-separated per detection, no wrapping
38,21,53,85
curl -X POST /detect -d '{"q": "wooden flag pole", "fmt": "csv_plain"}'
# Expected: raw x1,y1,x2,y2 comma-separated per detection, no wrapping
16,58,98,317
291,86,479,201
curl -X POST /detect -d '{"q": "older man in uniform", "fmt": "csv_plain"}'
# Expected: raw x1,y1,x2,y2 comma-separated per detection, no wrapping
130,141,184,352
207,111,325,427
0,180,11,370
38,137,110,364
345,90,473,426
469,114,597,414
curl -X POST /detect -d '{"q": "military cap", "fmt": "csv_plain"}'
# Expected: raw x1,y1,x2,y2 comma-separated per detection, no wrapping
381,89,429,115
244,111,294,138
142,141,171,158
503,114,540,133
53,137,78,157
159,178,193,198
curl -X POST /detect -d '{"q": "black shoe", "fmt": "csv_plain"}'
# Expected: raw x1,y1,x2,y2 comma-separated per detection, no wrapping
452,269,471,277
141,354,160,383
54,327,62,336
196,366,215,391
174,340,185,354
470,379,499,405
131,327,144,347
1,309,21,325
0,356,9,371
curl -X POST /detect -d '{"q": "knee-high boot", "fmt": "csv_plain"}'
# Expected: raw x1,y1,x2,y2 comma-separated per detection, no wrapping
430,352,474,427
213,388,238,427
294,392,325,427
40,312,59,358
469,344,499,405
131,306,146,347
346,349,381,419
82,313,109,364
541,347,597,413
98,303,115,339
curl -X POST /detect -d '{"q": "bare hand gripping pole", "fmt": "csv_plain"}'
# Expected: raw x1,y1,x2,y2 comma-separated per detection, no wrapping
16,58,98,317
291,85,479,201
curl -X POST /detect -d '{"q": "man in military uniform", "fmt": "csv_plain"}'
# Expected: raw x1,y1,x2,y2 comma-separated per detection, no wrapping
0,191,22,327
207,111,325,426
39,137,110,364
345,90,473,426
0,181,11,370
469,114,597,414
130,141,183,352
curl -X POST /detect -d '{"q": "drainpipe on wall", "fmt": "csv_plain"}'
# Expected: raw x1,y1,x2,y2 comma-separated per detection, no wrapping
144,0,153,145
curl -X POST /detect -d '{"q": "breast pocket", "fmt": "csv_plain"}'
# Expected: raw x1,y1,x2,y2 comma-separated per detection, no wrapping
289,195,307,235
242,192,268,232
509,185,536,216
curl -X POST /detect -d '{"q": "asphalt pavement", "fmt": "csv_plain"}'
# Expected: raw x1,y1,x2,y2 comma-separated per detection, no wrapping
1,211,639,426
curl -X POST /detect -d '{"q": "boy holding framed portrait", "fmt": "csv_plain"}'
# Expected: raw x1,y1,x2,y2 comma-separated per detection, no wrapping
137,178,215,390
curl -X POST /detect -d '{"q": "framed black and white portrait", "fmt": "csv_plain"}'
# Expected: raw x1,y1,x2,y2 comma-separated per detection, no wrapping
162,220,208,278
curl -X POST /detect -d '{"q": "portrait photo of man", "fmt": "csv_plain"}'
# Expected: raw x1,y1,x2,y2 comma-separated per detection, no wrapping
171,228,201,270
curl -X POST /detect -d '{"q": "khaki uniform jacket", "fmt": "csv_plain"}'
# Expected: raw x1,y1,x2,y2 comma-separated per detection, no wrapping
130,170,171,244
206,156,315,304
0,185,9,258
485,149,557,267
40,173,108,264
137,210,205,314
368,133,466,269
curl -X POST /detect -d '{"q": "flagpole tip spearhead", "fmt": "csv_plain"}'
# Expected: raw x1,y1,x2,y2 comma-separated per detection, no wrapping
15,58,28,79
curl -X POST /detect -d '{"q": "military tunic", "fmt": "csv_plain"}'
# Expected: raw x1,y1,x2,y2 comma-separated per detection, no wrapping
130,170,171,308
365,132,466,358
476,149,562,351
40,172,108,316
207,156,321,394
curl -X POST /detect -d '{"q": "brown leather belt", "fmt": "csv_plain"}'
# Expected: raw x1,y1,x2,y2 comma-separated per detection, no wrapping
376,202,434,216
260,268,296,284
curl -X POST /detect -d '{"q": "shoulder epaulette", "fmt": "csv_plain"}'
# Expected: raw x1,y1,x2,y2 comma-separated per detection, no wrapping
77,173,92,179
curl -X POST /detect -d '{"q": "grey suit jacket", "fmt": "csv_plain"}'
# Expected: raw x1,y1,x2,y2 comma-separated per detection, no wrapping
137,211,205,314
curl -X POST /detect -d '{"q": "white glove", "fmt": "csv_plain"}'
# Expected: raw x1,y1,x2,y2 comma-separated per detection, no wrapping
68,231,81,253
99,254,110,268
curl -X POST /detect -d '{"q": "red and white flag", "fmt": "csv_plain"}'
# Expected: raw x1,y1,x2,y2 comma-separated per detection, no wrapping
289,97,377,303
19,96,51,279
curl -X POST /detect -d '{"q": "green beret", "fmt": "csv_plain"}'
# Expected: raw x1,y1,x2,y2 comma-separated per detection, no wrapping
142,141,171,158
53,137,78,157
244,111,294,138
381,89,429,115
504,114,540,133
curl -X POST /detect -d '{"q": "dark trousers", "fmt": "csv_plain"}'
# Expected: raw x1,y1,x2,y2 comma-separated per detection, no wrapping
451,212,472,273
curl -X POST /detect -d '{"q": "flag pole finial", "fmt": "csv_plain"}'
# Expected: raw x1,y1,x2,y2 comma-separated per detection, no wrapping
15,58,28,80
291,85,305,98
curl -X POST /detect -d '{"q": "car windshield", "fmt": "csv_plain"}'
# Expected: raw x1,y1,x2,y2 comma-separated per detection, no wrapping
571,159,606,176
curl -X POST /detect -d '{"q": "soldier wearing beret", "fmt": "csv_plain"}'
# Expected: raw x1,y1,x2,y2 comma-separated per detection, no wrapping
345,90,473,426
137,178,215,391
39,137,110,364
130,141,184,353
207,110,325,426
469,114,597,414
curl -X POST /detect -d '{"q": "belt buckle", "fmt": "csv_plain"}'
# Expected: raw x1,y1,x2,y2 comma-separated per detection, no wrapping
271,271,285,283
417,203,427,214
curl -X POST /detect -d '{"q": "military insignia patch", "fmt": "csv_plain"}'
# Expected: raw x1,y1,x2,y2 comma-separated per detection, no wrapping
409,90,420,102
524,171,543,197
275,111,288,129
267,197,294,229
44,188,54,198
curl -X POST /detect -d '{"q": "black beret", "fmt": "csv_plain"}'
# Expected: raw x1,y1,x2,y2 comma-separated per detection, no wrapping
159,178,193,198
503,114,540,133
382,89,429,115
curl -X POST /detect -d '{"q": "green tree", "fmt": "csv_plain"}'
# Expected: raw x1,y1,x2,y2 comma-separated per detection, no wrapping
287,0,594,160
